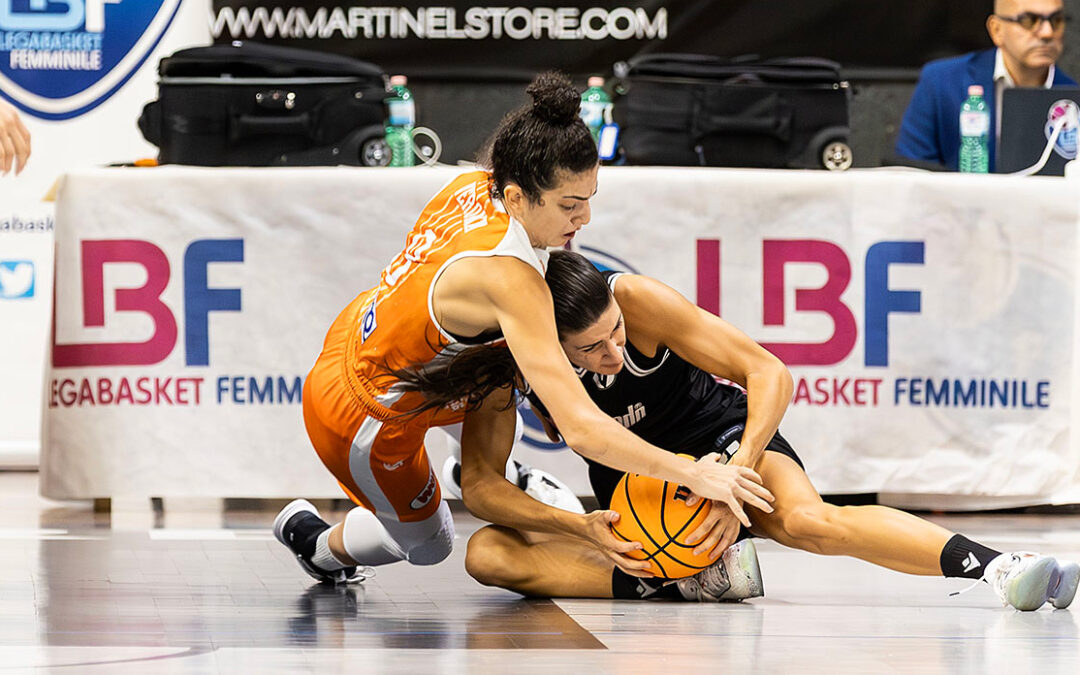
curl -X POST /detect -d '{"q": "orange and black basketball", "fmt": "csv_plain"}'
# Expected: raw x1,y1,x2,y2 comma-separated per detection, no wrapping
608,461,715,579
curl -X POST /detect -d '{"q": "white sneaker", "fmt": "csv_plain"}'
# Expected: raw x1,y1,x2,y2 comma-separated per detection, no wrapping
440,456,463,500
441,456,585,514
518,463,586,514
1050,560,1079,609
983,552,1059,611
676,539,764,602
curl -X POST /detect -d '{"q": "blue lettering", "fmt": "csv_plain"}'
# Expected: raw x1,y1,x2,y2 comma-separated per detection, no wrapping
926,378,948,406
893,377,907,405
231,376,245,404
909,377,923,405
250,377,273,404
989,380,1008,407
278,376,302,404
183,239,244,366
954,380,977,406
864,241,924,367
0,0,84,32
1037,381,1050,408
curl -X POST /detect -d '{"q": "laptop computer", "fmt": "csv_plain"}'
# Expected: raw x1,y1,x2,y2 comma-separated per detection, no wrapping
998,87,1080,175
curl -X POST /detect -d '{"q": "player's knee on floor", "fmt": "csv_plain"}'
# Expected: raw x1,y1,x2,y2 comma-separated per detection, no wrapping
464,526,521,587
395,501,456,566
341,501,455,566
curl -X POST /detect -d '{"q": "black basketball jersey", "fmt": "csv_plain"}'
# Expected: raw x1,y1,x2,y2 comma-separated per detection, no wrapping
525,272,776,507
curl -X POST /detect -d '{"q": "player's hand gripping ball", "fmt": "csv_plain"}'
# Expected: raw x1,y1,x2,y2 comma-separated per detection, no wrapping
608,456,715,578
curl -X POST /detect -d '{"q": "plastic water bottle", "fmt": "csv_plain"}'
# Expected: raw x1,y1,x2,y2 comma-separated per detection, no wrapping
959,84,989,173
385,75,415,167
580,76,612,147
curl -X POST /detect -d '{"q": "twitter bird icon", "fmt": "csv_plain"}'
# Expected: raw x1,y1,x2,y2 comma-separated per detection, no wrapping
0,261,34,299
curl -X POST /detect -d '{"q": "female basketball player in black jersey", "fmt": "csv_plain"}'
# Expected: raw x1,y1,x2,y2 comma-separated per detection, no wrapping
456,250,1078,611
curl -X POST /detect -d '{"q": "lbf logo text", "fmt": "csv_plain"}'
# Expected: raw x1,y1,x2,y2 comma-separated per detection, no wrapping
696,239,924,367
53,239,244,367
0,1,121,32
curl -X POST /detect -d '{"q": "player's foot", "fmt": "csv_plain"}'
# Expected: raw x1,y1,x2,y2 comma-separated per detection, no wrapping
441,457,585,514
984,552,1059,611
440,457,464,500
675,540,764,602
273,499,373,585
1050,560,1078,609
518,463,586,514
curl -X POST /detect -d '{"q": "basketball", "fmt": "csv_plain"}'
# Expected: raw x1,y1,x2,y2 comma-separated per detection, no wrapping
608,460,715,579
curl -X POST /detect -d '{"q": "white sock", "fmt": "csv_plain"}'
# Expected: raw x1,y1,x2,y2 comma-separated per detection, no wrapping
310,528,349,572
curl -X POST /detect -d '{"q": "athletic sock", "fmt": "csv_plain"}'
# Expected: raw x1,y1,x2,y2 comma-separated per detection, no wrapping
611,568,683,600
310,528,350,572
939,534,1001,579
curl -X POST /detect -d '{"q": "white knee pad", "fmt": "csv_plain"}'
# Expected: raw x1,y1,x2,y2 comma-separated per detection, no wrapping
383,500,455,566
342,501,455,567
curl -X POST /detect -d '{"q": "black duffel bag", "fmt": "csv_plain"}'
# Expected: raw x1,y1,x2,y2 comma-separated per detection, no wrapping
139,41,391,167
613,54,852,170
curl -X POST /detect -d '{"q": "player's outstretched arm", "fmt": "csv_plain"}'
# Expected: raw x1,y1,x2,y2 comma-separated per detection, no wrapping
616,274,793,472
457,387,653,576
0,100,31,176
480,258,774,526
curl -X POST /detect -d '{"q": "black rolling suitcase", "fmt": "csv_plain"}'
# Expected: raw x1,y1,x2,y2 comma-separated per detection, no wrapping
613,54,852,170
139,42,391,166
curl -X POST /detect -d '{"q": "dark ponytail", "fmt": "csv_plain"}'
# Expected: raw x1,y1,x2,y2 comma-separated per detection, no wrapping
545,250,614,341
391,250,613,415
390,344,520,416
481,71,598,203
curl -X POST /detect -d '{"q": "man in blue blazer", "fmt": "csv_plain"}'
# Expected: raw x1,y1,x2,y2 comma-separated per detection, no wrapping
896,0,1075,171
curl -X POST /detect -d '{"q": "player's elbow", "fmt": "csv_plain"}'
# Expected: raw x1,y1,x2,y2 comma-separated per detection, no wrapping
553,410,609,456
771,359,794,400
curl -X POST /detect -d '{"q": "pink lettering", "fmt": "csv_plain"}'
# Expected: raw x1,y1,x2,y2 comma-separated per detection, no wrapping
53,240,178,367
760,240,857,366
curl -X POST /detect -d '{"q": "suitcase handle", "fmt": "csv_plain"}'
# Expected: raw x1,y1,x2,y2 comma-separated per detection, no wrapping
232,113,313,141
690,93,793,143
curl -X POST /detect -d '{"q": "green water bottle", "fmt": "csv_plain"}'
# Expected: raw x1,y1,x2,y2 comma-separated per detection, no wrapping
580,76,612,148
959,84,989,173
385,75,415,167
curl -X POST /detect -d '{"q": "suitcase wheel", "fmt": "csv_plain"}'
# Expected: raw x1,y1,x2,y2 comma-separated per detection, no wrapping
361,136,392,167
821,140,853,171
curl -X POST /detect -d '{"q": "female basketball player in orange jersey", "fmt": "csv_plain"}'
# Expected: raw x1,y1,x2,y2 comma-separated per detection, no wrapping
272,73,773,585
457,251,1078,611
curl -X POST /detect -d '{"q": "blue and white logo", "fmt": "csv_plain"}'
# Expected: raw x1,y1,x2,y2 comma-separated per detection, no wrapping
0,260,34,298
0,1,182,119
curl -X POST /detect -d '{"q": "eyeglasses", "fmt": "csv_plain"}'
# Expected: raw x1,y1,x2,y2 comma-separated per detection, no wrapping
995,10,1068,32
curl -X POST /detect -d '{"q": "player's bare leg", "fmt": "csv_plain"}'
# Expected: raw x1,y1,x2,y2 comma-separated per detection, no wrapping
747,453,1076,610
466,526,620,597
748,453,952,575
465,525,762,602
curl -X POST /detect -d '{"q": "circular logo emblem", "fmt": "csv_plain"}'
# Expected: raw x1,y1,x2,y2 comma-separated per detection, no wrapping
1045,99,1080,160
0,1,183,120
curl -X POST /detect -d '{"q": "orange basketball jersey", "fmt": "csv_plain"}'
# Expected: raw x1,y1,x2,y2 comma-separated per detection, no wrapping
341,170,548,422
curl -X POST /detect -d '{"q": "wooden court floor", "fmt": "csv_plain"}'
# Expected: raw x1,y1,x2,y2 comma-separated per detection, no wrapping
1,471,1078,674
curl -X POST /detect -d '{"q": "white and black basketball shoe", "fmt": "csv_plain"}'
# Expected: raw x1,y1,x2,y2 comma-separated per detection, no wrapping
441,457,585,514
273,499,372,585
675,539,764,602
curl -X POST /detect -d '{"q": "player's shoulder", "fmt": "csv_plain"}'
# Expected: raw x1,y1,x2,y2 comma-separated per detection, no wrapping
610,272,677,306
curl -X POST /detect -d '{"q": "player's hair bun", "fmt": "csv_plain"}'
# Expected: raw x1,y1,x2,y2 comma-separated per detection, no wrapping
526,72,581,127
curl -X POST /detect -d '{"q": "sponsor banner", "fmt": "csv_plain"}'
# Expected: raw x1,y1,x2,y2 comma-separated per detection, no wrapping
43,166,461,498
209,0,993,78
0,1,209,468
0,196,53,467
42,166,1080,504
576,167,1080,502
